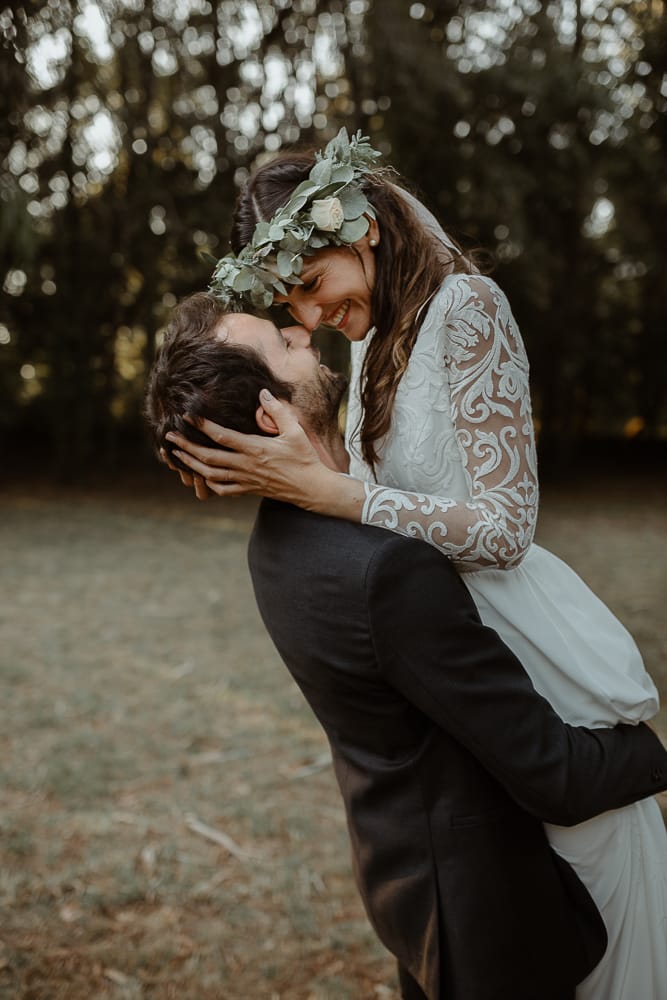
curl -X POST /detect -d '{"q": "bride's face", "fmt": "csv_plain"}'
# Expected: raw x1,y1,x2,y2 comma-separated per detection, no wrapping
274,219,380,342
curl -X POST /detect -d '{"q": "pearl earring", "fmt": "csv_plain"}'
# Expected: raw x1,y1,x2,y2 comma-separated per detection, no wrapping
370,238,378,246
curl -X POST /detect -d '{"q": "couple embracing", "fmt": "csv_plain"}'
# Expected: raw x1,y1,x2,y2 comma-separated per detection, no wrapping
146,130,667,999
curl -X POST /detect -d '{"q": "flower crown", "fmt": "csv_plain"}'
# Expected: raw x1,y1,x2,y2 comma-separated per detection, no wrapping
209,128,382,311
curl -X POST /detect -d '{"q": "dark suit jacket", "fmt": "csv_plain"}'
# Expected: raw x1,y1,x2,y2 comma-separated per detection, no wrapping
248,499,667,1000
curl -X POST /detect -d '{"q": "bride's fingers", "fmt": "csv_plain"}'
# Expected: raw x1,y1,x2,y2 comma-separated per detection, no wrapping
159,446,176,470
166,431,250,470
172,448,242,483
183,415,264,455
206,479,249,498
193,474,212,501
257,389,301,435
159,446,195,487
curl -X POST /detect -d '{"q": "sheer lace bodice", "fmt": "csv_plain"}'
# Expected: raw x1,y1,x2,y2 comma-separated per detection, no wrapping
346,274,538,570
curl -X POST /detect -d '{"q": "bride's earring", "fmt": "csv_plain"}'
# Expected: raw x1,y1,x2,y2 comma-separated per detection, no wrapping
370,238,378,246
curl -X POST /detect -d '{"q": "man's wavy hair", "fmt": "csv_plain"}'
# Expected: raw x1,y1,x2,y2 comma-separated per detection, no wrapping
144,292,293,471
231,152,476,473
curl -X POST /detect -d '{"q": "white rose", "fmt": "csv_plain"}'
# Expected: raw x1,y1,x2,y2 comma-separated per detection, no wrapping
311,197,345,232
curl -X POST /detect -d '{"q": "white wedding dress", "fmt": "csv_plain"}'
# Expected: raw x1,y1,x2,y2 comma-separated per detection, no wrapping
345,272,667,999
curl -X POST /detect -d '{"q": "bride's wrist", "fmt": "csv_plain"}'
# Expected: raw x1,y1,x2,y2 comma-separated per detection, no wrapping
308,469,365,521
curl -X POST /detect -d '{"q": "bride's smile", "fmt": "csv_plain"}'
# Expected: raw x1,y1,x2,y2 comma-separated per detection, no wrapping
274,228,379,342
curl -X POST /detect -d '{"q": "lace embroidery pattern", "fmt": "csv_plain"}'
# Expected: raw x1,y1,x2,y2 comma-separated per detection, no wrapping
360,275,539,570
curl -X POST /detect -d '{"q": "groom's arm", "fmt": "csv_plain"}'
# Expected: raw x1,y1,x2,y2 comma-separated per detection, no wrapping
366,536,667,826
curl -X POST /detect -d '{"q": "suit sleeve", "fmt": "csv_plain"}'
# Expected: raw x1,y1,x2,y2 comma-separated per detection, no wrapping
365,536,667,826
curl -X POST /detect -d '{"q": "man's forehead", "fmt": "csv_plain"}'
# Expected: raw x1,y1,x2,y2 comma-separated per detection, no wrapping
213,317,231,342
214,313,280,351
213,312,260,340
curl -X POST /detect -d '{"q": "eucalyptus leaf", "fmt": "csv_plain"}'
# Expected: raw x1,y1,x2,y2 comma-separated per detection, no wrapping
339,216,370,242
314,182,340,200
276,250,294,278
255,269,274,287
268,224,285,241
251,286,273,309
331,164,355,185
232,268,255,292
254,222,271,244
310,158,332,186
338,188,368,219
293,222,315,242
280,232,303,253
291,179,320,199
285,193,310,214
327,127,350,160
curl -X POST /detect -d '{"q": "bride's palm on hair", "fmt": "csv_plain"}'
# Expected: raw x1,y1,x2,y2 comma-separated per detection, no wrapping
164,395,333,508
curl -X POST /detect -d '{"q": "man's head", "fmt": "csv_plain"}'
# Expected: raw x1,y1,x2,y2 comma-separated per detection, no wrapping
145,292,347,468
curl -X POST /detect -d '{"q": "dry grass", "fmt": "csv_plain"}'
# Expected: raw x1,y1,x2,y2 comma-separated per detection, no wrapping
1,470,665,999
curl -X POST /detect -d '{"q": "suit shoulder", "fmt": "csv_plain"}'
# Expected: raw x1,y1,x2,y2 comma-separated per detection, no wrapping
363,527,464,598
252,499,395,558
251,500,461,593
250,500,425,594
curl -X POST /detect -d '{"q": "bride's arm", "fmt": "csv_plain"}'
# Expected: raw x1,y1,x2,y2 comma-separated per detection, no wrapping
165,394,369,512
359,275,539,569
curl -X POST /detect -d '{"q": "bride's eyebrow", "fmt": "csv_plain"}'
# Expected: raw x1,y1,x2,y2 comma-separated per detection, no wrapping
299,261,321,280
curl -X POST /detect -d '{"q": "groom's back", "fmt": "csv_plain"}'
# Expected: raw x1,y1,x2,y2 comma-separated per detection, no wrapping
248,498,429,758
248,498,458,996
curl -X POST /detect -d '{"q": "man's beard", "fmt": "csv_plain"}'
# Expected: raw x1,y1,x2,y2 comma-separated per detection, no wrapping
291,367,349,438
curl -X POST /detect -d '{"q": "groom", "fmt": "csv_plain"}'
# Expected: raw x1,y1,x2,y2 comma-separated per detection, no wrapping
146,293,667,1000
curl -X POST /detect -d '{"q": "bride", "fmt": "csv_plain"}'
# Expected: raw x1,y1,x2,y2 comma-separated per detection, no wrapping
168,129,667,997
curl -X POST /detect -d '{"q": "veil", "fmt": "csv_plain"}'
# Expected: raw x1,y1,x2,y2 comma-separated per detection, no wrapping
390,185,476,323
392,184,478,274
392,185,461,253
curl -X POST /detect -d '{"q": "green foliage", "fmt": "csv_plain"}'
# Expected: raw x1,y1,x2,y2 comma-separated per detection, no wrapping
366,0,667,457
1,0,665,476
209,128,378,310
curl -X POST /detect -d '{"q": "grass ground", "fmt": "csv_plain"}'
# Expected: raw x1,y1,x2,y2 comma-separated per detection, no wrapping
1,470,666,999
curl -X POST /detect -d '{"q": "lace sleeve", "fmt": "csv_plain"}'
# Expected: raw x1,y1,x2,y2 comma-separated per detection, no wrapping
361,276,539,569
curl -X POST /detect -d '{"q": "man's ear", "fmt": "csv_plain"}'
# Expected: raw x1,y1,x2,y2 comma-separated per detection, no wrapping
255,404,279,435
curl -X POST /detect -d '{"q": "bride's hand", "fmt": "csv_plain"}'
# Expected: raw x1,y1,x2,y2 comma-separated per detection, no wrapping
159,447,213,501
164,392,334,509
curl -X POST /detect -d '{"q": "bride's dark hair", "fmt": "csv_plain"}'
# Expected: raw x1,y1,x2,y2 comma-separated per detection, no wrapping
231,150,474,473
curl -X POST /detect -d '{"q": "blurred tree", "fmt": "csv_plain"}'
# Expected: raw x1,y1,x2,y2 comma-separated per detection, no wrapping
1,0,665,477
1,0,348,474
364,0,666,462
607,0,667,440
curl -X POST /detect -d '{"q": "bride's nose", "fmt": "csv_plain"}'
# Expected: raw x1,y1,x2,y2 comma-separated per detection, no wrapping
290,302,322,333
282,325,312,347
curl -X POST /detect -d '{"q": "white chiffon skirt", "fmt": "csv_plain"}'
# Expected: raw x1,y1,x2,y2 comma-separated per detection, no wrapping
464,543,667,999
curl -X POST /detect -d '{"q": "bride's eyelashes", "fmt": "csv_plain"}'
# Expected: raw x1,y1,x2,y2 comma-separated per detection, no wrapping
302,275,321,293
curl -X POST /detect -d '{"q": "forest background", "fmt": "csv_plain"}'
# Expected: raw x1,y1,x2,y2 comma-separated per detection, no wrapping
2,3,667,997
1,0,666,477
